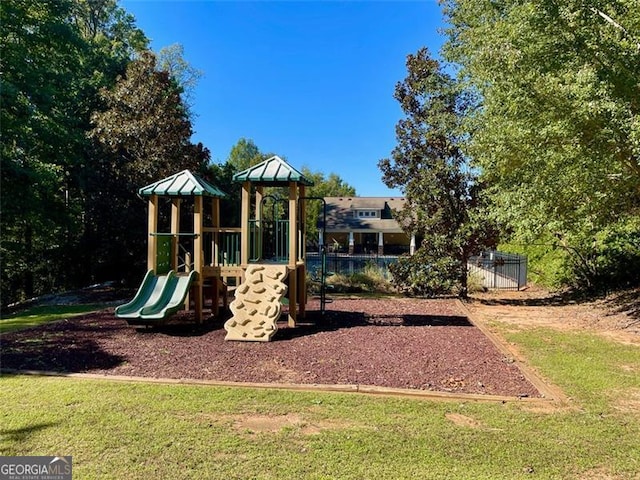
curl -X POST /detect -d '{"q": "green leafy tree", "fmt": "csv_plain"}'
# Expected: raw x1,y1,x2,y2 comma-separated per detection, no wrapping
70,0,148,117
206,161,241,227
1,0,89,303
441,0,640,290
379,47,497,297
227,138,268,171
68,0,149,287
90,51,205,184
206,140,356,241
204,139,278,228
301,168,356,246
158,43,203,118
87,51,209,281
0,0,149,304
73,0,145,42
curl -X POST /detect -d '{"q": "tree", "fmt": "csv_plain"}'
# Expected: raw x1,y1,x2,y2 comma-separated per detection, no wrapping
158,43,203,118
206,140,356,241
90,51,205,184
0,0,150,305
206,161,241,227
67,0,149,287
70,0,148,115
87,51,209,282
227,138,267,171
1,0,89,303
301,168,356,245
441,0,640,289
73,0,146,45
203,138,280,228
379,48,497,297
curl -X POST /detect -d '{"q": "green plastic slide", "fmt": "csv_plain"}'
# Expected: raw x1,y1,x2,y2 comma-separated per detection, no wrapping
115,270,174,319
138,271,197,320
115,270,196,323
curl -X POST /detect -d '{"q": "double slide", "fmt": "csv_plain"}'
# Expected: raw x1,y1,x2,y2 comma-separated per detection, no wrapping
115,270,196,325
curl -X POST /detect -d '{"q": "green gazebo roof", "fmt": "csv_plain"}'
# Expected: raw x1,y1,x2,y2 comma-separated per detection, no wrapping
139,170,227,197
233,156,314,186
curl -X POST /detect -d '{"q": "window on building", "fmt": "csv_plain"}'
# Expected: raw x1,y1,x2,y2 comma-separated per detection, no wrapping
356,210,378,218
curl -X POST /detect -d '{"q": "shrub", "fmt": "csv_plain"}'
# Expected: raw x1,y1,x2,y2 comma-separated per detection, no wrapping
388,249,461,297
501,216,640,292
466,270,486,294
324,264,393,294
500,240,567,289
571,219,640,292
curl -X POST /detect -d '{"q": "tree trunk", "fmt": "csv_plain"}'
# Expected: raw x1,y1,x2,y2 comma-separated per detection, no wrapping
24,224,34,299
458,250,468,299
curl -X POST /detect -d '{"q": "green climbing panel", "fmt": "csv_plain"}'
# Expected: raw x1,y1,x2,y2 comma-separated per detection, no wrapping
156,236,172,275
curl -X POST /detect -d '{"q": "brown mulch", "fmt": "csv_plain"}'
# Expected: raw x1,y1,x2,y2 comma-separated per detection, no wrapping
0,297,541,398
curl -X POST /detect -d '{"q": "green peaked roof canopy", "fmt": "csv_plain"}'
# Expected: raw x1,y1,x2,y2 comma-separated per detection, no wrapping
139,170,227,197
233,156,314,186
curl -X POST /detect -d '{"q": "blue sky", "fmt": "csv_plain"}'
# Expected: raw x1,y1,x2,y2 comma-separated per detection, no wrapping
121,0,447,196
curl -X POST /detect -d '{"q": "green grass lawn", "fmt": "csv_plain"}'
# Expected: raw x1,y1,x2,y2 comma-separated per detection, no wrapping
1,325,639,478
0,304,106,334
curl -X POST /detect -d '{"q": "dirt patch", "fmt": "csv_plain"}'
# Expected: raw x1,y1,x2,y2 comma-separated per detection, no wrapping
612,388,640,415
227,413,352,436
4,282,132,313
574,466,632,480
231,413,304,434
0,297,541,398
467,287,640,345
445,413,484,429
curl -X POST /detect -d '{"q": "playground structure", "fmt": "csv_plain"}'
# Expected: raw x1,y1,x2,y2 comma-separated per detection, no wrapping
115,156,314,341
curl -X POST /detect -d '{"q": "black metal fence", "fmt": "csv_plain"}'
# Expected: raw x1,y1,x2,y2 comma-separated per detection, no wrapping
306,252,398,277
305,250,528,290
467,251,528,290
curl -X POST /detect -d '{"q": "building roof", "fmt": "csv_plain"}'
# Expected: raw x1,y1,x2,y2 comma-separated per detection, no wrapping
233,156,314,186
322,197,407,233
139,170,227,197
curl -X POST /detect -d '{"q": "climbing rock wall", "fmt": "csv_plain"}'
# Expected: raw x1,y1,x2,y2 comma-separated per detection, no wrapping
224,264,288,341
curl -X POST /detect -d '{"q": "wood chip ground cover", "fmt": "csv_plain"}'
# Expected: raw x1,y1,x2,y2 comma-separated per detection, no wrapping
1,297,541,397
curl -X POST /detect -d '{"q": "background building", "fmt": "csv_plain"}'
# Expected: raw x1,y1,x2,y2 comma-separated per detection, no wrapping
319,197,414,255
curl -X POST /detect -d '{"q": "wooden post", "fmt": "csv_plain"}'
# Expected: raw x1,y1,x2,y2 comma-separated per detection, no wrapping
298,184,306,318
240,182,250,267
255,186,263,262
288,182,297,327
255,186,263,222
298,263,306,319
147,195,158,271
171,198,181,271
212,197,219,267
194,195,203,323
184,251,192,313
288,182,297,267
299,184,306,262
288,266,297,328
212,197,220,316
212,198,220,228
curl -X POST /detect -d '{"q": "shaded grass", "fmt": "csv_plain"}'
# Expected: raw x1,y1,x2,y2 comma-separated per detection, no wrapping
1,308,639,479
0,304,106,334
2,322,640,480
